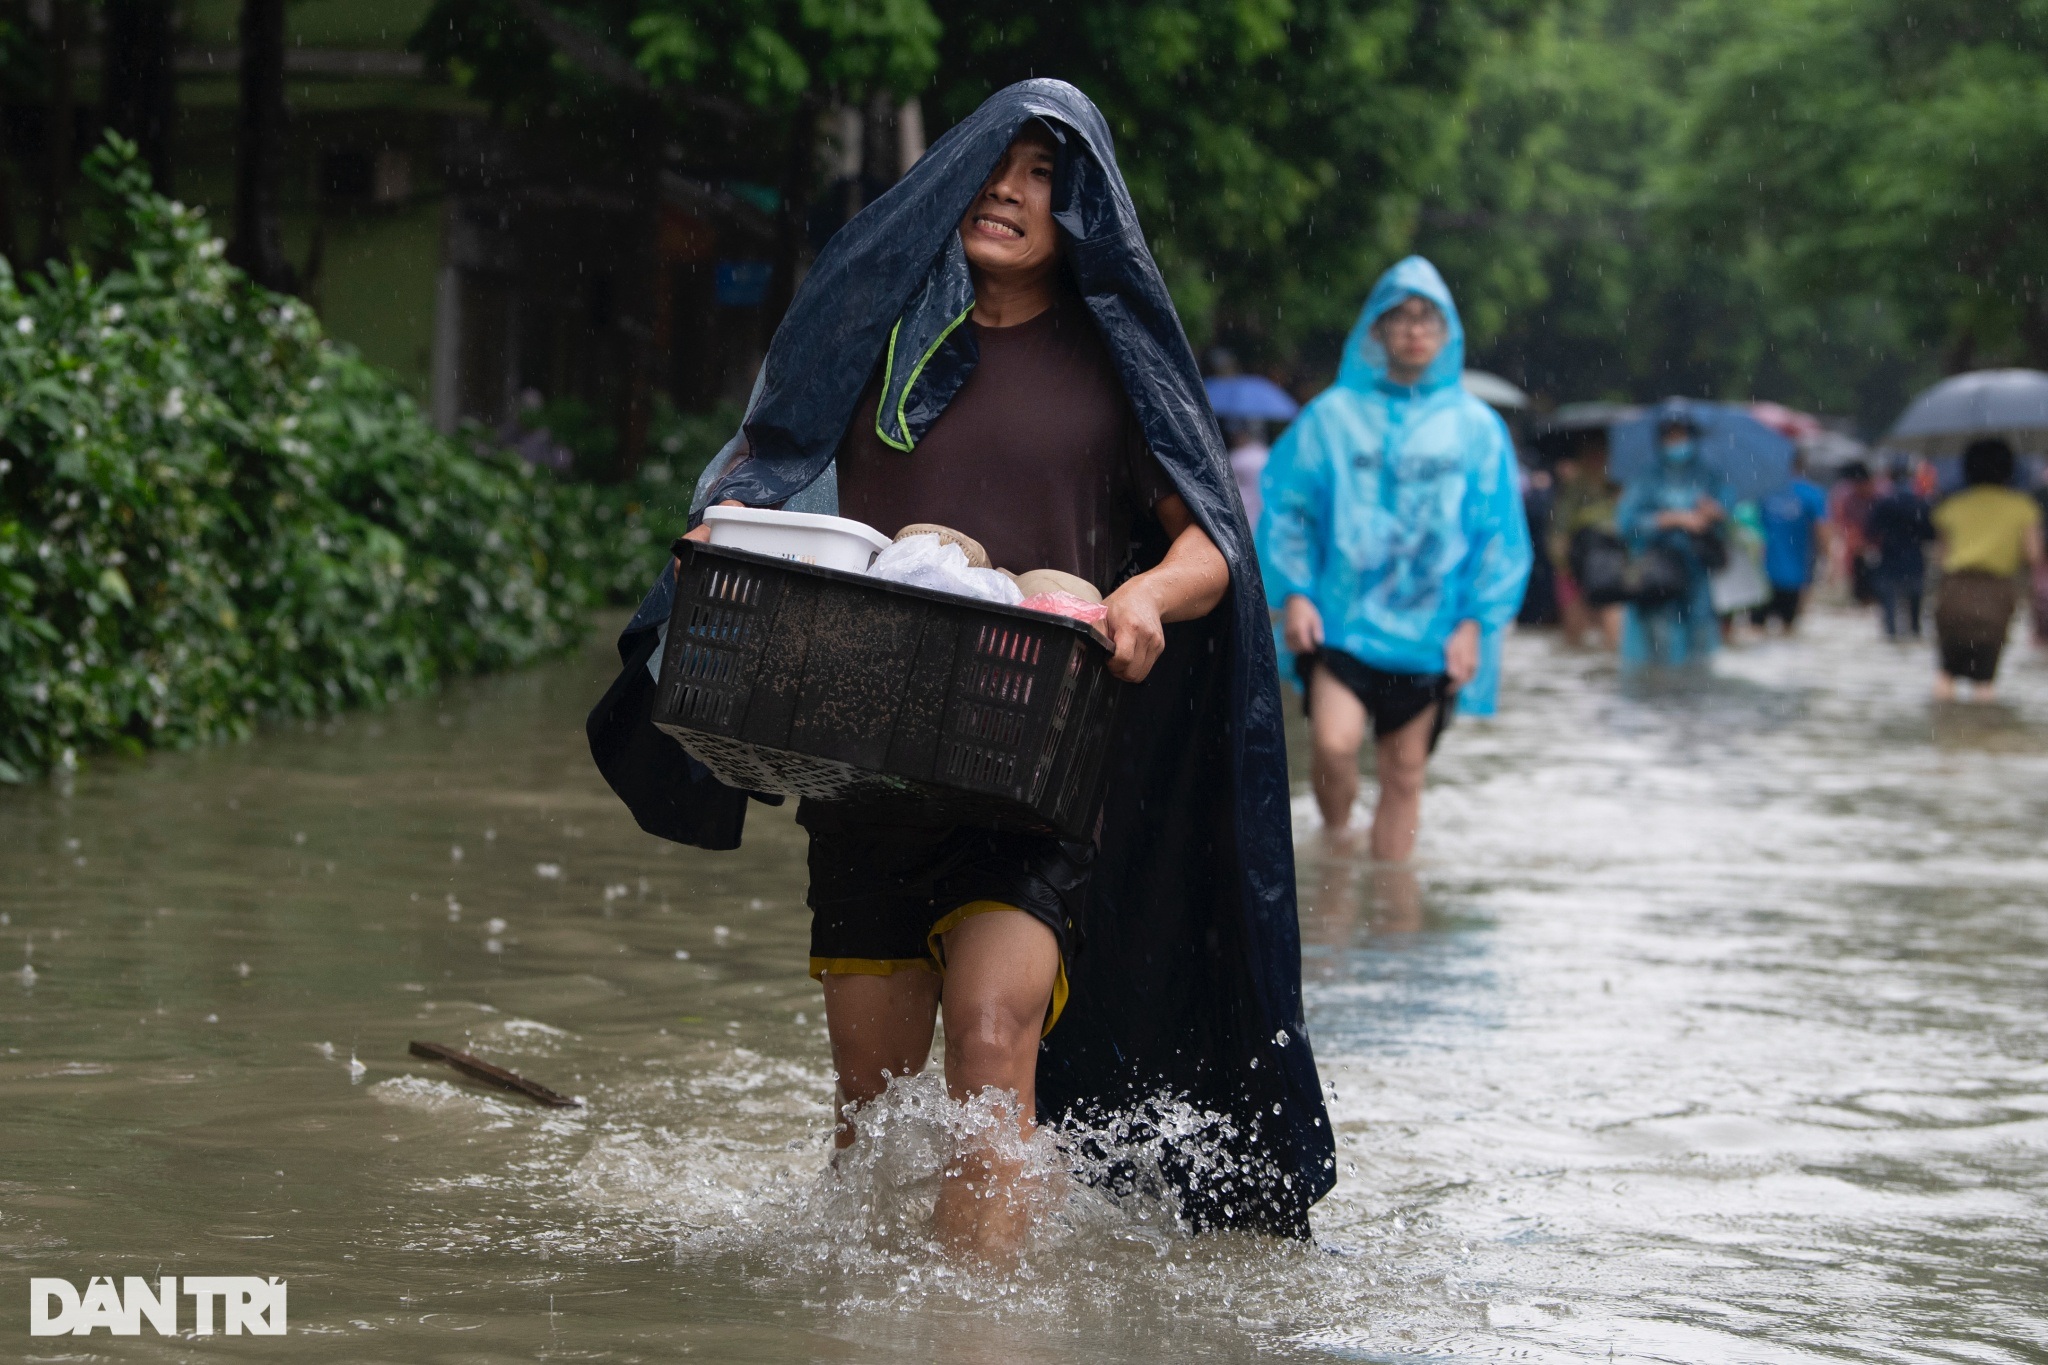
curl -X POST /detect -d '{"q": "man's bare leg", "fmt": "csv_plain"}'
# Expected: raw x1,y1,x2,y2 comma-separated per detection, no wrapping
1368,703,1437,863
1599,604,1624,651
1308,665,1368,832
1304,844,1365,978
1368,860,1424,933
820,969,941,1149
931,910,1060,1262
1560,597,1590,647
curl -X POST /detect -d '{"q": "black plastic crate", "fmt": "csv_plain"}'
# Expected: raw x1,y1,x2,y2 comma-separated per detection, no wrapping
651,540,1126,840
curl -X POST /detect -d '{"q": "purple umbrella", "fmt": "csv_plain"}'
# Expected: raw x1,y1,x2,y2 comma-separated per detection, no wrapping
1205,375,1301,422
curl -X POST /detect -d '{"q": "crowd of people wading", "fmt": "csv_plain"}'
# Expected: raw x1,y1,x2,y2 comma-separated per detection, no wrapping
595,78,2047,1261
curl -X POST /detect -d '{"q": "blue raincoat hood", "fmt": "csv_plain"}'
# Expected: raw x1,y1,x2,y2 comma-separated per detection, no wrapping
589,79,1333,1237
1339,256,1466,395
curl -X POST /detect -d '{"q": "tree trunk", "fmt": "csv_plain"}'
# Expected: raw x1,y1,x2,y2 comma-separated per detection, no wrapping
102,0,179,192
615,122,662,480
766,96,822,331
37,0,78,265
1943,325,1977,377
229,0,296,292
0,105,23,269
2018,296,2048,374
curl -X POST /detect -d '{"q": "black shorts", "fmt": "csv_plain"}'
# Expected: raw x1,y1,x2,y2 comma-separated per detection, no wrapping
1749,586,1803,627
797,802,1089,1033
1296,648,1454,752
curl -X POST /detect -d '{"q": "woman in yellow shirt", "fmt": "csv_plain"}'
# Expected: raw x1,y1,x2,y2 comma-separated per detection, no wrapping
1931,439,2046,700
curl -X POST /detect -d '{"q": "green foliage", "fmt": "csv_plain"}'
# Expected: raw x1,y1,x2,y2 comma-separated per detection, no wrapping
630,0,940,108
409,0,568,118
928,0,1537,367
0,137,657,782
415,0,1524,373
1416,0,1933,426
549,397,741,606
410,0,2006,423
1668,0,2048,372
414,0,938,121
523,395,620,477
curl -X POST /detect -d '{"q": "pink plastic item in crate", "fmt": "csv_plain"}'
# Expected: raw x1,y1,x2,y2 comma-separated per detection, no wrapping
1019,591,1110,627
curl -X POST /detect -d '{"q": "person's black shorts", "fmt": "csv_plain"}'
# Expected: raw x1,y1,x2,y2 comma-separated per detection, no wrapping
1749,586,1804,628
797,801,1090,1034
1295,648,1454,753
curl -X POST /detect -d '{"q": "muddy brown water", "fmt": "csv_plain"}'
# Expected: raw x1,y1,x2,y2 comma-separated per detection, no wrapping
3,609,2045,1361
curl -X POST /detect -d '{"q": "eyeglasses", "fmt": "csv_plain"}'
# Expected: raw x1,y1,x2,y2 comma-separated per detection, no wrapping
1379,311,1444,335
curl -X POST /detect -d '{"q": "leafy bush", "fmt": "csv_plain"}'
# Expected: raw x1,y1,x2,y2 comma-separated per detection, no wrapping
498,392,740,603
581,397,738,600
0,137,718,781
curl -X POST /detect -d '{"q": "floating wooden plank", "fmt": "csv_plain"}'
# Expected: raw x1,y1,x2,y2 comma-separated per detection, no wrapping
407,1040,582,1108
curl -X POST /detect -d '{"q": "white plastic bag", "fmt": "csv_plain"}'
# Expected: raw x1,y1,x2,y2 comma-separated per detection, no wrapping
866,534,1023,605
1710,551,1769,615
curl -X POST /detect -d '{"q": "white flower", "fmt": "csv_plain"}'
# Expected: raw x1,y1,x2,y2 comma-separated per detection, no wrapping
162,388,186,420
14,316,31,335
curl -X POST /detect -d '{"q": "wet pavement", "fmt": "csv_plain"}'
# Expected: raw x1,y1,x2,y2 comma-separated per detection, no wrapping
3,608,2044,1362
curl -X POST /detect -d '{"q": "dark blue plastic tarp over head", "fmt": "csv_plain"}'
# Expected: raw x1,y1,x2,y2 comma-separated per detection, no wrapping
593,78,1333,1235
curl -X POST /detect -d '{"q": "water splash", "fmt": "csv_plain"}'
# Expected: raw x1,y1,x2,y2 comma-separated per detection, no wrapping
565,1071,1331,1293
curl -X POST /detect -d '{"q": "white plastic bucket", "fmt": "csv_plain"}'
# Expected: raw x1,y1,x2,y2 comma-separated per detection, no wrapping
700,506,893,573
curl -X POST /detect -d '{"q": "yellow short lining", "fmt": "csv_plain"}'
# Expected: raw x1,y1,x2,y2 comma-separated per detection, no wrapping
926,900,1070,1037
808,957,934,979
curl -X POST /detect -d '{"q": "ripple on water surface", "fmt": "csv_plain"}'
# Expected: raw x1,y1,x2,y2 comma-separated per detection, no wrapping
1,611,2044,1362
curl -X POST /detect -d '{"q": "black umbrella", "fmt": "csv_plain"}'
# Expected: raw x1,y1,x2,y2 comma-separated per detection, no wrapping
1886,368,2048,456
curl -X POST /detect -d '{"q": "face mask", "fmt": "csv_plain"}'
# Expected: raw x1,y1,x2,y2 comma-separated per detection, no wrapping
1660,440,1697,463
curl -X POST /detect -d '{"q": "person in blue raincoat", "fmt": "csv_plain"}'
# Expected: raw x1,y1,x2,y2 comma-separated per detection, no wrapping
1615,403,1732,668
1257,257,1531,857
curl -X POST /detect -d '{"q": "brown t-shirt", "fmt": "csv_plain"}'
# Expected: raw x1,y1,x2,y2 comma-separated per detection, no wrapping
834,292,1174,594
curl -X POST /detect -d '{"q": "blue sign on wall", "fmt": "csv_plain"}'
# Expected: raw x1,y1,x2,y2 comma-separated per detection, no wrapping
715,260,773,308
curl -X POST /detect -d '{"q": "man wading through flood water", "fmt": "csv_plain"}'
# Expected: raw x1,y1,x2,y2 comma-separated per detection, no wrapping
1257,258,1531,859
592,81,1334,1261
693,120,1226,1258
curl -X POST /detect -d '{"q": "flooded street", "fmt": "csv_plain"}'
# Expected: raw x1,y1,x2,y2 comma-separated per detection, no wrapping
5,609,2045,1362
